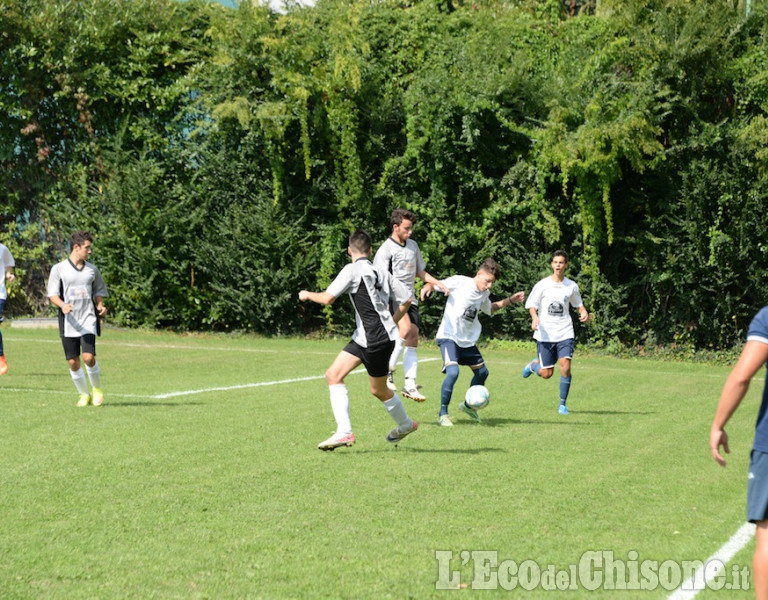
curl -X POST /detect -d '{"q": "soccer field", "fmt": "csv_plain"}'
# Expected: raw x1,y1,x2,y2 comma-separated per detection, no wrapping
0,327,757,598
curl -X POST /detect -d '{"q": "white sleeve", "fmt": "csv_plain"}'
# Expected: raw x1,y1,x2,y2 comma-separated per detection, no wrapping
326,265,354,298
46,264,62,298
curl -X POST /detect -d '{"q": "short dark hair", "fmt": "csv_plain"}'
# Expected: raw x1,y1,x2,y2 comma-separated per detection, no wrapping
391,208,416,229
552,249,569,262
70,231,93,248
349,230,372,254
478,258,501,280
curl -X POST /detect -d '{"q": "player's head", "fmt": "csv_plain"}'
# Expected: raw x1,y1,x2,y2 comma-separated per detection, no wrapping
475,258,500,291
551,250,568,274
348,230,373,256
70,231,93,249
552,250,569,263
390,209,415,244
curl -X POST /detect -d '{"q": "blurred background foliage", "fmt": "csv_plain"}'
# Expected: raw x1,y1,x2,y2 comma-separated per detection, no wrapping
1,0,767,350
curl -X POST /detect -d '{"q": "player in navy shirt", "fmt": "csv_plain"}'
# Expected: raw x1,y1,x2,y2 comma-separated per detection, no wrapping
711,306,768,597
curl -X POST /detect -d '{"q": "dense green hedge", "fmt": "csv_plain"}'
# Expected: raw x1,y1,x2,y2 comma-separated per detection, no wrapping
1,0,767,349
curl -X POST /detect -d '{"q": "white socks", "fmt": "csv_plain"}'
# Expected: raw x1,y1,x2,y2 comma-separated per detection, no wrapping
329,384,353,435
389,338,406,372
70,368,90,395
403,346,418,384
85,362,101,388
383,393,412,430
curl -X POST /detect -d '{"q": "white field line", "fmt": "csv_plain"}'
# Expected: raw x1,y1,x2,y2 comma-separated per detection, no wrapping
667,522,755,600
5,357,440,400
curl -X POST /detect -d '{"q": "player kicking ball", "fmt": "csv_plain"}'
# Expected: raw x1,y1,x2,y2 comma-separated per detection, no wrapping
299,230,418,450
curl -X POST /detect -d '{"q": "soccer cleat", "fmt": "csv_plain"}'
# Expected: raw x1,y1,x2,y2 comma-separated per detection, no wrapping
317,432,356,451
386,420,418,444
76,393,92,407
459,401,482,423
386,371,396,392
558,404,570,415
401,385,426,402
437,414,454,427
522,359,537,378
92,387,105,407
0,355,7,376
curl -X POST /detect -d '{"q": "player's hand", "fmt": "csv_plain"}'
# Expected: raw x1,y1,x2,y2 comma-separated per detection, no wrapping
61,302,73,315
710,428,730,467
6,272,14,282
97,304,107,317
298,290,309,302
437,282,450,297
510,291,524,303
579,312,590,323
419,284,434,301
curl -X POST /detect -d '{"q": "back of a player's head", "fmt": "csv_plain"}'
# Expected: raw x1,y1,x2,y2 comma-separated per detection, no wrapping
478,258,501,280
391,208,416,228
348,230,372,254
552,249,569,262
70,231,93,248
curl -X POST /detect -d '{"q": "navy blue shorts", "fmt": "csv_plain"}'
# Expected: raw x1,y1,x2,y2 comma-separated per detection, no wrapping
62,334,97,361
537,339,576,369
437,339,484,369
343,339,395,378
748,450,768,523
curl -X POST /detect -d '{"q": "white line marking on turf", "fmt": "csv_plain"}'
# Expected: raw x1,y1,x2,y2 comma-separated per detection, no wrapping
667,522,755,600
152,358,440,399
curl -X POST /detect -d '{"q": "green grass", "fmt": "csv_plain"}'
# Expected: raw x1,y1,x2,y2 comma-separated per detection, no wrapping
0,326,757,598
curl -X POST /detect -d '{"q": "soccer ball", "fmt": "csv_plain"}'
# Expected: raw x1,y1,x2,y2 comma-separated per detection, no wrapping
465,385,490,410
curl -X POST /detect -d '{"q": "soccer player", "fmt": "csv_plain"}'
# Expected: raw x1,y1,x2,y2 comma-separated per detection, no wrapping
425,258,524,426
521,250,589,415
710,306,768,599
47,231,109,407
0,241,16,375
374,209,449,402
299,229,419,451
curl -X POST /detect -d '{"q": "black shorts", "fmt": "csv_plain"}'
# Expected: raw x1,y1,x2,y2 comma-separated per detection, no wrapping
389,299,421,330
343,339,395,378
62,334,96,361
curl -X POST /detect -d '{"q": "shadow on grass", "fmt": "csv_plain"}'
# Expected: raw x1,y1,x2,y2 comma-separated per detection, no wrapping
480,418,593,427
103,401,204,407
574,410,656,415
347,446,507,455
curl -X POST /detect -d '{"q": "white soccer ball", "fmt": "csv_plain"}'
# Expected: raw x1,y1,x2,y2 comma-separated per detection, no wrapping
465,385,490,410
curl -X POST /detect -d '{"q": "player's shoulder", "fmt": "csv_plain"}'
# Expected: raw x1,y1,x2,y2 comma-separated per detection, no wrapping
748,307,768,339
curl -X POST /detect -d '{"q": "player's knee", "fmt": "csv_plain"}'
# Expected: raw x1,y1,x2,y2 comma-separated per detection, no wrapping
472,365,489,385
443,363,460,385
539,369,554,379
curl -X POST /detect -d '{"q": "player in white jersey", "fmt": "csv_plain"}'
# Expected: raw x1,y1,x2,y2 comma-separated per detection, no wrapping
299,230,419,451
0,242,16,375
374,209,449,402
47,231,109,407
425,259,524,426
522,250,590,415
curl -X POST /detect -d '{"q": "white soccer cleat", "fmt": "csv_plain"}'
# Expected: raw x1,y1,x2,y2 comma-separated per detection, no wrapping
401,385,426,402
317,432,356,451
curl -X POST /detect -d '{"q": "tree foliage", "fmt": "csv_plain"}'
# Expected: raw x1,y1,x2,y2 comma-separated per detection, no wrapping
1,0,767,347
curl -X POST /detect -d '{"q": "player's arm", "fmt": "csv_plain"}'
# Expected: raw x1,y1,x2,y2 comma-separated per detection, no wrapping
94,295,107,316
711,340,768,467
417,270,450,297
577,306,590,323
490,292,525,314
528,306,539,330
298,290,336,305
392,298,412,324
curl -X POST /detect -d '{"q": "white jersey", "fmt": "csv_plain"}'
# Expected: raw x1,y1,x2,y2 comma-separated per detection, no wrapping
47,259,108,337
0,243,14,300
326,258,411,349
435,275,492,348
525,276,583,342
373,237,426,305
